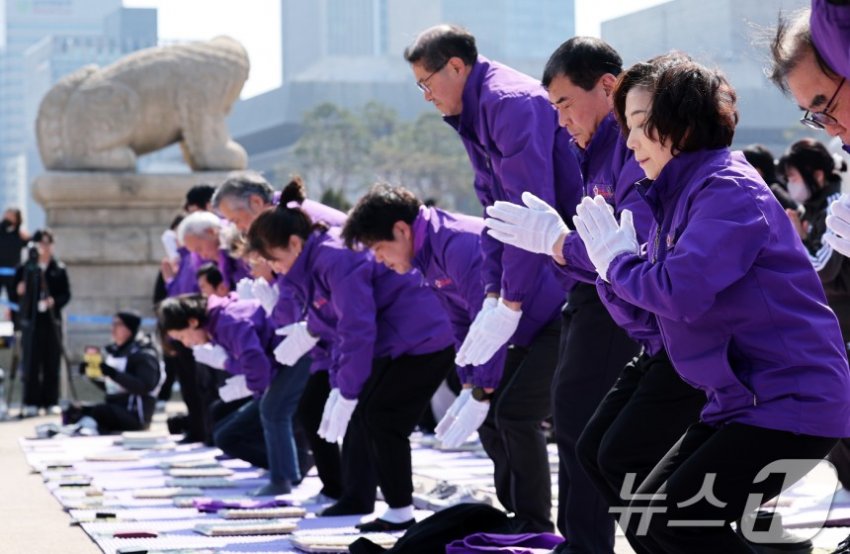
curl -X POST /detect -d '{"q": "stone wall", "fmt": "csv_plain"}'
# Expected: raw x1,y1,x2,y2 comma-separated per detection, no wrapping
32,171,230,357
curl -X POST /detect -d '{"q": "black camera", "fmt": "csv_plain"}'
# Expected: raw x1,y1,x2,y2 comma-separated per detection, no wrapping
26,243,38,265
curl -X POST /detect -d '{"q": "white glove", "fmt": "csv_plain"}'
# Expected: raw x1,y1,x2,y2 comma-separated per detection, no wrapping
318,388,340,439
218,375,252,402
161,229,180,261
273,321,319,366
455,300,521,366
320,393,358,443
484,192,569,255
252,277,280,316
103,354,128,373
435,388,472,440
440,397,490,448
191,343,229,370
573,196,638,281
235,278,256,300
825,194,850,257
37,300,48,313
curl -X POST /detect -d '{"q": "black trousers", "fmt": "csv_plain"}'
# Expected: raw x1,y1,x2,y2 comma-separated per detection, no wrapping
81,398,151,434
479,319,560,533
166,343,209,442
298,370,343,499
340,346,455,509
24,315,61,407
576,350,706,554
627,422,836,553
553,283,640,553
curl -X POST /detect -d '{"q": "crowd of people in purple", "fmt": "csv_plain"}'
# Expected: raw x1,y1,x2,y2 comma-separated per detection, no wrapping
48,2,850,552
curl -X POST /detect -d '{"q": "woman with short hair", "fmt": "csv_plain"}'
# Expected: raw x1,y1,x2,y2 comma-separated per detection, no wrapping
572,53,850,553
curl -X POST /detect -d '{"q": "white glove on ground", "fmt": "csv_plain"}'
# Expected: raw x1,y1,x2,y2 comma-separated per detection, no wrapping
235,278,256,300
252,277,280,316
218,374,252,402
320,392,358,443
192,343,229,370
573,196,638,281
273,321,319,366
161,229,180,261
485,192,569,255
440,397,491,448
825,194,850,257
435,388,472,440
456,300,521,367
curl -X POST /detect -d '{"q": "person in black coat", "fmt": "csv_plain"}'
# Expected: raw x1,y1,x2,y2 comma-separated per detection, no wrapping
14,228,70,416
65,311,162,433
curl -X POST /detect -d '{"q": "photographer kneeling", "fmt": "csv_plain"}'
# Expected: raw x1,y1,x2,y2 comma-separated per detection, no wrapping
64,311,162,434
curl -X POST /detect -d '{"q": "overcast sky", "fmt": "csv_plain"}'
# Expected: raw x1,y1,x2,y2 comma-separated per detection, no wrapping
123,0,670,98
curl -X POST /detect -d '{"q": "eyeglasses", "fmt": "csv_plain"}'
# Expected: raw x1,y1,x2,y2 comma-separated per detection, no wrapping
801,77,846,130
416,62,447,94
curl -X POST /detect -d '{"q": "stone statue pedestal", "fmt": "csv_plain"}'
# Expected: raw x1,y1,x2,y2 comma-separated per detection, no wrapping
32,171,230,355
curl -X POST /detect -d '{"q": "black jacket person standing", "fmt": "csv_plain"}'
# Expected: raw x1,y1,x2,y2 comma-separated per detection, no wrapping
15,229,70,416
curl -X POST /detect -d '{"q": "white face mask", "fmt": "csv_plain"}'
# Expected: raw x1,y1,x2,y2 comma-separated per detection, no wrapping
787,179,810,203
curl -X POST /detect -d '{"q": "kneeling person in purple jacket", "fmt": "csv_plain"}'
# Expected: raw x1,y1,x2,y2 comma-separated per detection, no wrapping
342,184,563,533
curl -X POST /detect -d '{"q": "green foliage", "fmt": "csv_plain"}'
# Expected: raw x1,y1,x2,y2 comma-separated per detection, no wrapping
286,101,478,213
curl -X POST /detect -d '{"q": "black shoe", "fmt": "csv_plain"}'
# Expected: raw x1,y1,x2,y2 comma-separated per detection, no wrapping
319,501,373,516
737,511,813,554
355,517,415,532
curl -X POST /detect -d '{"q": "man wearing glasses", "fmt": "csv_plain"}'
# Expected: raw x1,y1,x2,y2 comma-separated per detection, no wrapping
403,24,583,534
770,5,850,260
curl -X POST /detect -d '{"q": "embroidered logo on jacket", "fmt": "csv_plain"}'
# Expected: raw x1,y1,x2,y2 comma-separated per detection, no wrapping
591,183,614,200
433,277,453,289
313,297,328,309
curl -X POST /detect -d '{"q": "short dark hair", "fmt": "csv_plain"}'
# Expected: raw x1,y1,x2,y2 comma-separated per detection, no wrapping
403,24,477,72
196,262,224,288
184,183,216,211
342,184,422,249
779,138,840,198
742,144,779,184
211,171,274,210
768,9,836,94
156,294,208,332
32,228,54,244
542,37,623,90
613,53,738,155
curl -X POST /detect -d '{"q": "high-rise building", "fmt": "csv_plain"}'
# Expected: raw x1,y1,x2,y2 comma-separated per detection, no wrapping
601,0,816,157
0,2,157,227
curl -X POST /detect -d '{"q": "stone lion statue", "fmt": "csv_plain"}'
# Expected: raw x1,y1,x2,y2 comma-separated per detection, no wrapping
37,36,250,171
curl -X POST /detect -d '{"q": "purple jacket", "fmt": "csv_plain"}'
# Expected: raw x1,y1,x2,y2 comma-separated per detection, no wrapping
444,55,583,302
554,113,662,355
203,294,278,394
606,148,850,437
811,0,850,154
271,192,348,228
165,247,202,297
283,229,453,399
217,248,251,290
412,206,561,387
811,0,850,80
269,273,335,375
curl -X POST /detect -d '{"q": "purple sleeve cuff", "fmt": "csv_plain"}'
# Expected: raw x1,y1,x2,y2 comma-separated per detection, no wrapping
470,347,507,388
